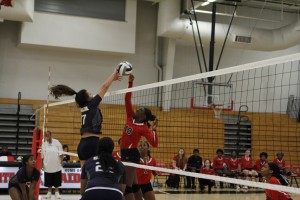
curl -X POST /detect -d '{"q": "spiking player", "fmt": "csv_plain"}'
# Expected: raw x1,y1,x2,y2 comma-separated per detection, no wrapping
49,68,120,167
120,74,158,200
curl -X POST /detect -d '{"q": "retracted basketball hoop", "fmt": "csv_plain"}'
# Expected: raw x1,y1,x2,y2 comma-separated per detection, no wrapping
210,104,224,119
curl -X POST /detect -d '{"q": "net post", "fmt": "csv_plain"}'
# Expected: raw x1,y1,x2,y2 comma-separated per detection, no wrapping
32,128,43,199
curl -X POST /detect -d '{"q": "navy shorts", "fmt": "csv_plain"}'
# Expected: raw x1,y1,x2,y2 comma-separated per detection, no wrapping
44,171,62,188
77,136,99,160
121,148,140,164
140,182,153,194
81,188,122,200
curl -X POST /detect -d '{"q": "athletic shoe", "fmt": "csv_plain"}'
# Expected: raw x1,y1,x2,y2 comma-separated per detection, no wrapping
45,192,51,199
55,192,61,199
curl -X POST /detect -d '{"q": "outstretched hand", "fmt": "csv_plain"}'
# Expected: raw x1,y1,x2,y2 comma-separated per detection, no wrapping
129,74,135,82
113,68,122,81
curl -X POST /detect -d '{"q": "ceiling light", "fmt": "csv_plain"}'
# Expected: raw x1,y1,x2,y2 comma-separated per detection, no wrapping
201,2,210,6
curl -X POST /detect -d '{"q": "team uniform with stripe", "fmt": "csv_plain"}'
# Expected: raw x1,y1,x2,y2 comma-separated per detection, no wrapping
112,151,122,161
136,157,157,194
77,94,103,160
227,158,240,171
120,82,158,163
273,158,286,169
81,156,126,200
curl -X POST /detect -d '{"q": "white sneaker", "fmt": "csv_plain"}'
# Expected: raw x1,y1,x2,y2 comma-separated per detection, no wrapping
45,192,51,199
55,192,61,199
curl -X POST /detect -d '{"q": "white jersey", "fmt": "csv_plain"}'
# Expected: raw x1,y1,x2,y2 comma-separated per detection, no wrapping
42,138,63,173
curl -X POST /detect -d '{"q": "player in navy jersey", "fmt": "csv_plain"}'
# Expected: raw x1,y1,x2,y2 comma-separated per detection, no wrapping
80,137,126,200
121,74,158,200
49,68,120,167
8,154,40,200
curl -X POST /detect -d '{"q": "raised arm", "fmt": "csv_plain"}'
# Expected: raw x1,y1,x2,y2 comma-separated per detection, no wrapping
125,74,135,118
98,68,120,98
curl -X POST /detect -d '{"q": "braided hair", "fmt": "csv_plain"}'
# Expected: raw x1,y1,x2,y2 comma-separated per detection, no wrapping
96,137,119,173
268,162,289,186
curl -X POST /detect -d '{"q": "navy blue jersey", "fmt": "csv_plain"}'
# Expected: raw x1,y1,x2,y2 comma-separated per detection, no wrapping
80,94,103,134
81,156,126,192
9,167,40,188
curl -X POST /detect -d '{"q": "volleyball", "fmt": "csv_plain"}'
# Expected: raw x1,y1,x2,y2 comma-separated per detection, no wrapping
117,61,133,76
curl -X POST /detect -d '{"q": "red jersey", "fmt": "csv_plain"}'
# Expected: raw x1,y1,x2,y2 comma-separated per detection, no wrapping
112,151,121,161
200,168,215,175
273,158,286,169
227,158,240,171
265,177,292,200
241,156,253,169
255,159,268,171
136,157,156,185
120,83,158,150
213,156,226,169
172,155,187,169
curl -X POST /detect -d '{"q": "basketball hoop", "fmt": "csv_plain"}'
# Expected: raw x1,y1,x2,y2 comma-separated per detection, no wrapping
210,104,224,119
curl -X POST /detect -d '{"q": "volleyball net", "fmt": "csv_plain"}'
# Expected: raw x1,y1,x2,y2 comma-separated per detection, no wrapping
39,52,300,195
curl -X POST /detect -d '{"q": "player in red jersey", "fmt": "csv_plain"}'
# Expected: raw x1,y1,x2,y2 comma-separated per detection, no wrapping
273,152,287,174
261,162,292,200
241,149,258,190
213,149,227,188
255,152,268,181
112,138,122,161
120,74,158,200
226,150,241,190
135,141,156,200
199,159,215,193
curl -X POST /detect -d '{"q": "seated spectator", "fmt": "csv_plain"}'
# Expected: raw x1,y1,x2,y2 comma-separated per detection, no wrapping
241,149,258,190
8,154,40,200
62,144,70,163
213,149,227,188
186,149,202,189
255,152,268,181
0,145,12,156
226,150,241,190
171,148,187,189
199,159,215,193
273,151,287,175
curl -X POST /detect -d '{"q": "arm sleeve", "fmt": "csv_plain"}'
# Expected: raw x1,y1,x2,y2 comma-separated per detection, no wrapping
141,128,158,147
125,83,135,118
89,94,102,108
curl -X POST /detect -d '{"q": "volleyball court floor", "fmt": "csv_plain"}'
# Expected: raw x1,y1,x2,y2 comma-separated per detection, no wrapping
1,188,300,200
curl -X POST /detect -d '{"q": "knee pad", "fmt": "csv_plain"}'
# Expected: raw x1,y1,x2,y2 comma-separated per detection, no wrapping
124,186,133,196
132,184,140,193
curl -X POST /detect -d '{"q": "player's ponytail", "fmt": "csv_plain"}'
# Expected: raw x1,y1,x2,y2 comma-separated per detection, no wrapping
144,108,156,128
49,85,89,108
269,162,289,186
96,137,119,174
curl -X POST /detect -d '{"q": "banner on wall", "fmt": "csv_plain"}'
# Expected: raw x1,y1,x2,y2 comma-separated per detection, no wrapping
0,167,81,189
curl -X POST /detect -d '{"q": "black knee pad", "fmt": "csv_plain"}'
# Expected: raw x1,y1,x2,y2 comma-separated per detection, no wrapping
124,186,133,196
132,184,140,193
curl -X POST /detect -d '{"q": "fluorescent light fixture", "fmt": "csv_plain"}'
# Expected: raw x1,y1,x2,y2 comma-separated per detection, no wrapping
201,2,210,6
208,0,216,2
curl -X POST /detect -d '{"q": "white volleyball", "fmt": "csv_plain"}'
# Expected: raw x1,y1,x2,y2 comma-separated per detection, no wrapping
117,61,133,76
